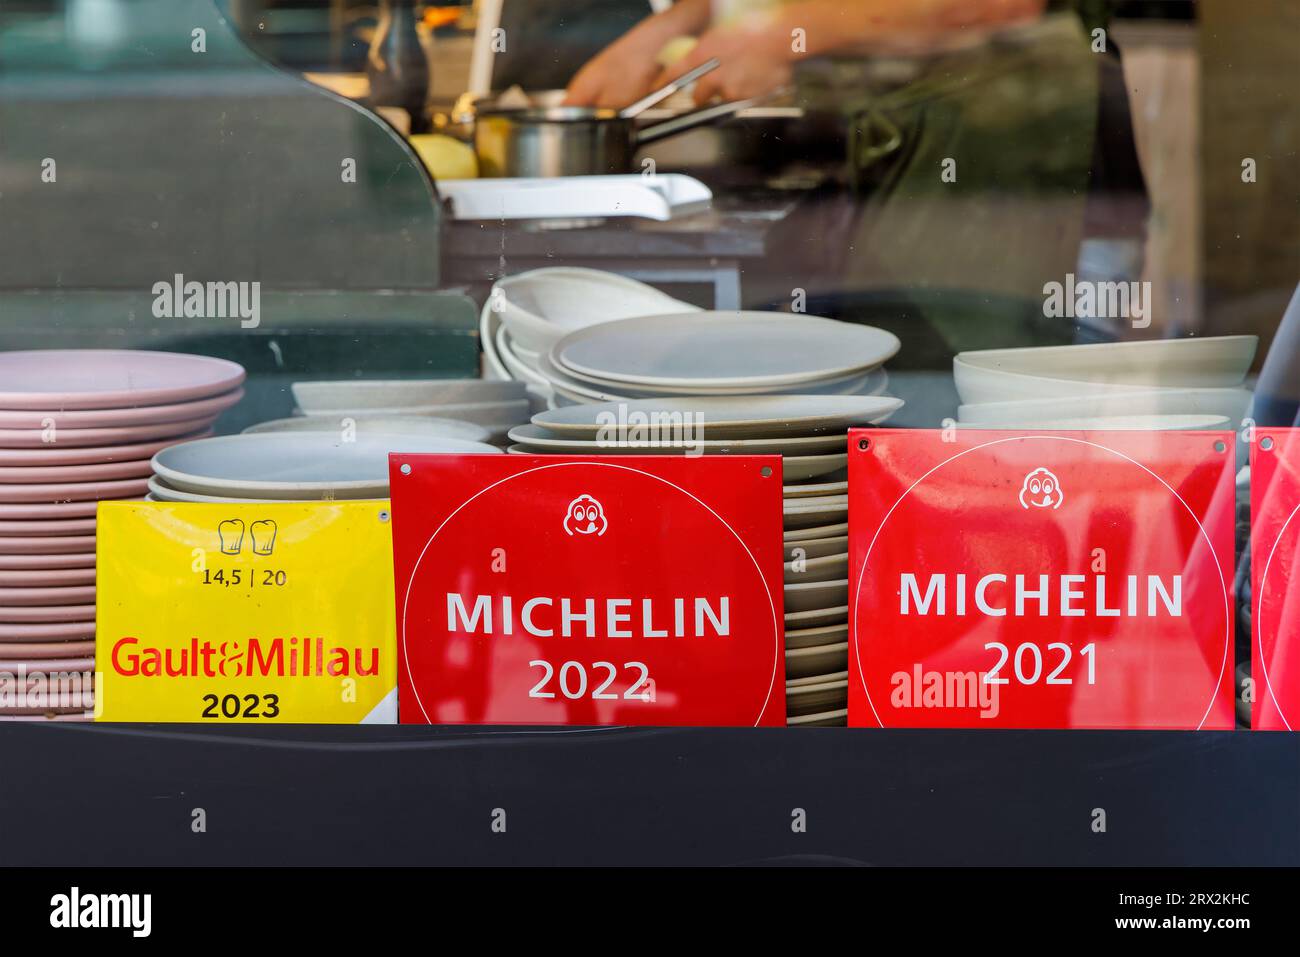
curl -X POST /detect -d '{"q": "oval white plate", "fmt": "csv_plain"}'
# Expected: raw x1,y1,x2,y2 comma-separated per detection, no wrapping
784,479,849,499
785,676,848,716
785,623,848,649
152,432,500,499
243,414,491,444
785,579,848,613
785,641,849,680
147,476,280,504
784,521,848,543
553,356,892,399
783,495,848,529
783,536,848,561
531,394,902,438
292,379,525,414
553,312,900,390
539,358,890,403
299,399,530,429
783,552,848,584
781,454,849,483
787,708,847,727
508,423,846,455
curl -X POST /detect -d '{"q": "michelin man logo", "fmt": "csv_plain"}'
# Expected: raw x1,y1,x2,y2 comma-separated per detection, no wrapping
1019,467,1064,510
563,494,608,536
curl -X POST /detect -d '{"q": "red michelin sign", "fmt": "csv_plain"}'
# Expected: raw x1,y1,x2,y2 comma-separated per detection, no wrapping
389,454,786,726
848,429,1236,729
1251,428,1300,730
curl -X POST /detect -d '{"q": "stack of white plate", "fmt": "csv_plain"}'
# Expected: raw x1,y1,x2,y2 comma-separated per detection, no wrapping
953,336,1258,430
519,394,904,729
0,349,246,720
288,380,530,445
481,267,701,395
530,309,900,408
148,431,501,504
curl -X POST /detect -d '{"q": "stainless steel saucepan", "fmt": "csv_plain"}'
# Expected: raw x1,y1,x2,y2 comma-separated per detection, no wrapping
473,93,772,177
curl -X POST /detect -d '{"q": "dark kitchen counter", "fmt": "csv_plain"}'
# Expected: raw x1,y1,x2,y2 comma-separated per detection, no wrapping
2,722,1294,866
440,176,861,311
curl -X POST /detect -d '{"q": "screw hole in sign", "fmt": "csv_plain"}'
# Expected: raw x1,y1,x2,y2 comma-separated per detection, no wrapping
1261,436,1275,452
1214,440,1227,453
760,466,773,478
400,463,412,475
858,438,871,451
379,510,391,523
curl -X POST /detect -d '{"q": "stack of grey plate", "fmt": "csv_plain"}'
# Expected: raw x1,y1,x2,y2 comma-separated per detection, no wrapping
148,432,500,504
515,394,905,729
784,478,850,728
532,310,900,408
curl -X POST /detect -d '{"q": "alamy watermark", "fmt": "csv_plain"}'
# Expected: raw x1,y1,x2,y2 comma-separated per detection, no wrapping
151,273,260,329
1043,273,1151,329
594,404,706,456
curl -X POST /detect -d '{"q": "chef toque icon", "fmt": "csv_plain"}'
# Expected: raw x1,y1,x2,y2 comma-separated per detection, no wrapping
217,519,245,555
250,519,277,556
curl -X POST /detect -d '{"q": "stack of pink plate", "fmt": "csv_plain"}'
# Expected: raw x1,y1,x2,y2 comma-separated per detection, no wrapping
0,350,245,720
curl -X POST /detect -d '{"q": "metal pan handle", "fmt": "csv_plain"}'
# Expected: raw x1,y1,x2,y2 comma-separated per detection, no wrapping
634,88,789,146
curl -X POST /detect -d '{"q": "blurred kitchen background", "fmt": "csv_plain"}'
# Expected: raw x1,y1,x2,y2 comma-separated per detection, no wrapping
0,0,1295,383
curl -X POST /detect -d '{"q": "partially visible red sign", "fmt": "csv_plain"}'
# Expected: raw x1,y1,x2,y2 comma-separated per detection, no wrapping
1251,428,1300,730
389,454,785,726
848,429,1235,729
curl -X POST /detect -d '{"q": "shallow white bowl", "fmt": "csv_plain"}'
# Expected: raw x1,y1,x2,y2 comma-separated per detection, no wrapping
493,267,701,355
957,387,1253,425
954,414,1231,432
953,336,1257,404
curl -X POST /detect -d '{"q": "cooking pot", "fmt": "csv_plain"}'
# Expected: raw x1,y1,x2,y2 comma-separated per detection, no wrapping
473,96,770,178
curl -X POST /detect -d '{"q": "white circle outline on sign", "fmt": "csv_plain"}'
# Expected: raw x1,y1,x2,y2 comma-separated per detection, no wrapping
852,435,1232,730
401,461,781,725
1255,500,1300,730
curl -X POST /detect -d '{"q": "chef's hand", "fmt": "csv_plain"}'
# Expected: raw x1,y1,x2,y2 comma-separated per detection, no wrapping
565,0,712,109
654,18,795,105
